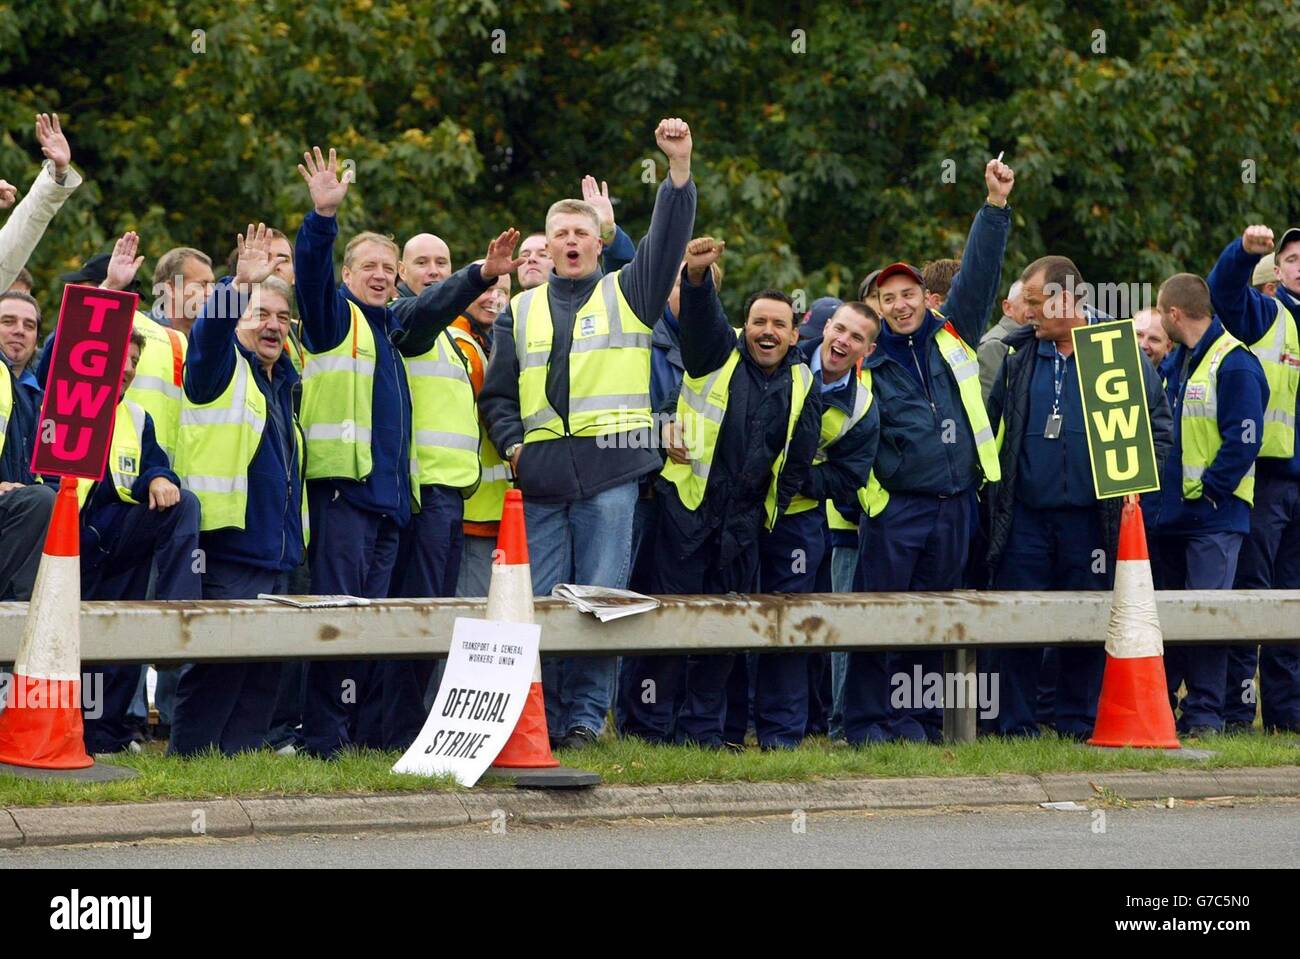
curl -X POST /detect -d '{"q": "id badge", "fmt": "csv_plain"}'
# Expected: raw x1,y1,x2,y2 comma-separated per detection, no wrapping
1043,413,1063,440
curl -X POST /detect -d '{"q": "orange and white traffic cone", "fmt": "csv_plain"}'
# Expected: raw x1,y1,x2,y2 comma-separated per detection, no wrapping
0,477,93,769
1088,498,1181,749
489,489,559,770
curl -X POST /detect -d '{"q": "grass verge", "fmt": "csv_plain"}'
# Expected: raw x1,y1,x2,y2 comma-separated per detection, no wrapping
0,730,1296,808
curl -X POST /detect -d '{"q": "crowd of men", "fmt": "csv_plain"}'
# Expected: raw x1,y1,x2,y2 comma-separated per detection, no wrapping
1,111,1297,760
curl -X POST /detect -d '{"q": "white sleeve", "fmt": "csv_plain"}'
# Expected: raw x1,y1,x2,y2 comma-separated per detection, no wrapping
0,160,84,290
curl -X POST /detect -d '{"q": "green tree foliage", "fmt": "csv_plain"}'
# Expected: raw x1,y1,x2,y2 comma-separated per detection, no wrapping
1,0,1297,323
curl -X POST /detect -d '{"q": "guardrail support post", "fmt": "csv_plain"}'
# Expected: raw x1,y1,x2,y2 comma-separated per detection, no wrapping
942,647,978,744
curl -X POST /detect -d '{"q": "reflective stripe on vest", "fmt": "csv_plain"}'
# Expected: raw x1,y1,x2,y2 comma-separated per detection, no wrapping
512,272,653,442
0,368,10,462
662,348,814,531
788,374,873,515
450,326,512,524
176,349,269,531
299,300,378,483
77,401,145,508
1246,301,1299,459
407,330,481,491
125,312,187,462
860,324,999,518
1182,330,1255,506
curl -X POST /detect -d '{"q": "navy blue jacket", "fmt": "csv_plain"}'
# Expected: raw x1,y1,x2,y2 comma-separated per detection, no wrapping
655,268,822,568
651,307,684,415
866,202,1011,497
185,278,304,572
985,320,1173,571
296,211,489,525
84,409,176,514
1,363,39,485
1207,237,1300,480
1155,316,1268,536
796,337,879,515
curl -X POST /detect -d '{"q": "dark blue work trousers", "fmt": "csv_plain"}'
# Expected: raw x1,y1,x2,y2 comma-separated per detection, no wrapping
301,482,402,758
169,557,288,756
842,490,976,744
750,508,826,748
81,493,202,755
1156,531,1242,733
1227,473,1300,731
379,484,463,752
985,503,1108,739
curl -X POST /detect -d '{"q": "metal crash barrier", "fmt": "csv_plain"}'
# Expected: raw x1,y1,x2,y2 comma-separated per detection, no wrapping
1,590,1296,743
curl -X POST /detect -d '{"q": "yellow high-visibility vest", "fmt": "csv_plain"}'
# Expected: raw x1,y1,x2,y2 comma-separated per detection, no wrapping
406,329,480,492
449,326,511,524
299,300,418,498
76,401,145,508
662,347,814,531
125,312,187,462
1182,330,1255,506
861,323,999,517
512,272,654,443
788,370,873,516
1246,300,1299,459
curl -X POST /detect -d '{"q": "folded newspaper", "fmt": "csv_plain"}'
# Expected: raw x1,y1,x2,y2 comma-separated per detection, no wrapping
551,584,660,622
258,594,372,609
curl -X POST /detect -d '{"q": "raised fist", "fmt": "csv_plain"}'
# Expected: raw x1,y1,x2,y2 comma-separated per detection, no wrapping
684,236,725,284
1243,224,1275,256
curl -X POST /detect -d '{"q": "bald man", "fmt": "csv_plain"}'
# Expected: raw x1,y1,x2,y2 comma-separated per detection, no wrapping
398,233,453,296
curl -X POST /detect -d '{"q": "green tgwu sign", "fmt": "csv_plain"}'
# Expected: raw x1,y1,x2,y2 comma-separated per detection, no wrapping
1072,319,1161,499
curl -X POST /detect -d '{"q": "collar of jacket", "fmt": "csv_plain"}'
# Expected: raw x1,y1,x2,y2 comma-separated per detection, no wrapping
342,285,395,334
395,280,418,299
1278,284,1300,314
865,308,943,370
799,336,862,412
541,267,604,304
1167,315,1227,383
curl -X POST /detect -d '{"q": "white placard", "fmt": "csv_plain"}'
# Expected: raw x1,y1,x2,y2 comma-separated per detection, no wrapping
392,616,540,786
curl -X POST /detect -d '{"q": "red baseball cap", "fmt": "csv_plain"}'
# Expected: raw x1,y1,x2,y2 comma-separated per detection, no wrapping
874,262,924,289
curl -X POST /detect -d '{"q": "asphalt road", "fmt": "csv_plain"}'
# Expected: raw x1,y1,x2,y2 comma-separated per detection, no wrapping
2,799,1297,868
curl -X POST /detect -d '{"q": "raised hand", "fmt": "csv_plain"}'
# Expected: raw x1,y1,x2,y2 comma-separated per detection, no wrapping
297,146,352,217
684,236,725,284
985,155,1015,207
103,231,145,291
482,228,524,280
234,222,278,286
1243,224,1275,256
0,180,16,209
35,113,71,178
581,175,615,240
655,117,693,187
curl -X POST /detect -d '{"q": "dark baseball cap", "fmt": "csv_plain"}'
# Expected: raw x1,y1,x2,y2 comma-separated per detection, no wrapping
58,253,112,286
1276,227,1300,257
874,262,924,289
857,269,882,301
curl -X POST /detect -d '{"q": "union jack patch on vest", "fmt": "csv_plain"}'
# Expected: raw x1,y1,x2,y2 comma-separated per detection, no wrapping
1184,383,1208,401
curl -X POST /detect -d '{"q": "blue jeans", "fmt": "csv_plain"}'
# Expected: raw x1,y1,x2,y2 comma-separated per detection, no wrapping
828,544,858,740
527,480,638,736
455,534,496,599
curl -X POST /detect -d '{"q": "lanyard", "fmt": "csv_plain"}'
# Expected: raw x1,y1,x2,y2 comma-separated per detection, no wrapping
1051,347,1066,416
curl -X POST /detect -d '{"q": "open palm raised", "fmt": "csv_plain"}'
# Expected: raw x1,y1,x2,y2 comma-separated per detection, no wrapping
297,146,352,217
